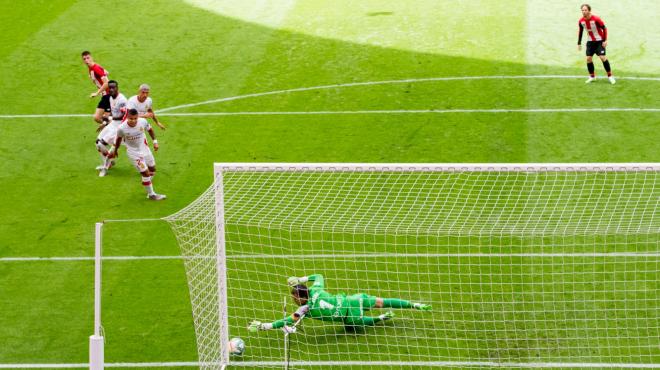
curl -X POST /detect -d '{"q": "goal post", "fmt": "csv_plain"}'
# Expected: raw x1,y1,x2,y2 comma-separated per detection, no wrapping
164,163,660,369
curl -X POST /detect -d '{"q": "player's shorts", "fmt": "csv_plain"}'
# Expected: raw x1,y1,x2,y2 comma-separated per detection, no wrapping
342,293,379,326
96,123,117,145
585,41,606,57
97,94,111,112
126,148,155,173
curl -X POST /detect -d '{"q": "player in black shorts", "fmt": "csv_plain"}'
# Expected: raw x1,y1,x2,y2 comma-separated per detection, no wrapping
96,94,112,125
577,4,615,84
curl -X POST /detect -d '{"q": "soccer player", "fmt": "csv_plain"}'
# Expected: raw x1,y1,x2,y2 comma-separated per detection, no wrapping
81,51,112,124
127,84,166,130
248,274,431,332
108,109,166,201
577,4,615,84
95,80,128,176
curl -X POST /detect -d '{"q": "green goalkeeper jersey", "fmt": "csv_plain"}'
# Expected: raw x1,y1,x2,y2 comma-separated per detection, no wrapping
270,274,348,328
300,274,348,322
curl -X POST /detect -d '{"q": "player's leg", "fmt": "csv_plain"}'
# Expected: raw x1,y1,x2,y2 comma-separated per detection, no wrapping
375,297,432,311
95,136,111,175
98,127,117,175
584,42,596,83
143,152,166,200
343,305,393,327
94,96,111,124
597,48,614,84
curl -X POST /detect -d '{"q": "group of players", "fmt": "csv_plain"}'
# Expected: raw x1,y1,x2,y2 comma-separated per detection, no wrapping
82,51,167,200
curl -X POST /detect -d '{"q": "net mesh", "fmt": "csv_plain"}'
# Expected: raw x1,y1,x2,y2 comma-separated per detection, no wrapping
164,165,660,369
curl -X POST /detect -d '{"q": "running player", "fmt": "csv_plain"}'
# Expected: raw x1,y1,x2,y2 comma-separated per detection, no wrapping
248,274,431,332
127,84,166,130
108,109,166,201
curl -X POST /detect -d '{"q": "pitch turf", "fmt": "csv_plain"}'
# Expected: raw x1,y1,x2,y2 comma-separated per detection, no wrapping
0,0,658,368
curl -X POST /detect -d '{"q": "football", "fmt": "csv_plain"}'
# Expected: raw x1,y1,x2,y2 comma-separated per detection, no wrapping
228,337,246,356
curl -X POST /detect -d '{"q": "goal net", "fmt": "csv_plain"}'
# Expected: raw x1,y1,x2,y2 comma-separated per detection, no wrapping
164,163,660,369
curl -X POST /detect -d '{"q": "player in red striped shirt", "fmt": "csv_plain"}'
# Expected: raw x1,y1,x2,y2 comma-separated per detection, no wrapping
82,51,112,124
577,4,615,84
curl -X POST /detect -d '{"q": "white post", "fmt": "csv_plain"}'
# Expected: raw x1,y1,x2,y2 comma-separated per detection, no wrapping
214,168,230,366
90,222,104,370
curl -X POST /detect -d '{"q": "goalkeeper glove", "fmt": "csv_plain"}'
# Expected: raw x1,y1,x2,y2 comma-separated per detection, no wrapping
287,276,308,286
381,311,395,321
248,320,263,333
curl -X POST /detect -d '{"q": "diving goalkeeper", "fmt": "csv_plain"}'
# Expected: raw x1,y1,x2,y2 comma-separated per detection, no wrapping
248,274,431,332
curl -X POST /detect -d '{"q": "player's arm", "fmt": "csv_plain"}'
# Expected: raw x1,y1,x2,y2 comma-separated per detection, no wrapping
577,23,584,50
108,136,122,159
248,306,308,332
597,18,608,46
287,274,324,289
147,108,166,130
146,126,159,151
90,75,109,98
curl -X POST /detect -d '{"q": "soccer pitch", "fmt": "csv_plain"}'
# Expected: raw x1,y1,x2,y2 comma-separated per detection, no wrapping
0,0,658,368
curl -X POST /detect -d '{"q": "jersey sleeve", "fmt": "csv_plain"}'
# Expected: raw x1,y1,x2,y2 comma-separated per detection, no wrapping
577,22,584,44
596,17,607,40
308,274,325,289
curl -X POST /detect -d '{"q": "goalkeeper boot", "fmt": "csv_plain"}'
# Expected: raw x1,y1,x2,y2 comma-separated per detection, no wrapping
413,303,432,311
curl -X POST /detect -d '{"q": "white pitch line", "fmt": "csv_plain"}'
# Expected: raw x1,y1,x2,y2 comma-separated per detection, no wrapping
2,75,659,119
156,75,660,113
1,108,659,120
2,361,660,368
158,108,660,116
2,252,659,263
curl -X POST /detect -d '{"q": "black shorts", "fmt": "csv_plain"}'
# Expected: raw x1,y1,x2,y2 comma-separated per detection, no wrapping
585,41,606,57
97,94,111,112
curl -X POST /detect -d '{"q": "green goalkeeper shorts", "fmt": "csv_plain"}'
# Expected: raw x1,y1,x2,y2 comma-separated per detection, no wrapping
346,293,378,314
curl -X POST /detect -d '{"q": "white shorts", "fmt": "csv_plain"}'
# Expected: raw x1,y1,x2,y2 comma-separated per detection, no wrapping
127,148,155,173
97,121,121,145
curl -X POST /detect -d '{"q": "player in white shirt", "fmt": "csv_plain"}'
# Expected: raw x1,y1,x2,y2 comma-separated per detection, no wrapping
108,109,166,201
95,80,128,176
127,84,166,130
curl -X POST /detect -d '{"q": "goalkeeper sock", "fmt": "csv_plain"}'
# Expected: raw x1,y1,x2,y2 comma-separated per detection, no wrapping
602,60,612,76
587,62,595,77
382,298,412,309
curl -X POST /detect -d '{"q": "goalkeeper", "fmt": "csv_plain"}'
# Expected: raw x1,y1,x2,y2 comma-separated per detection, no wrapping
248,274,431,332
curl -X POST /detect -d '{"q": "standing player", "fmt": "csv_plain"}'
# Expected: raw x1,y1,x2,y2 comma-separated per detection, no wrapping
96,80,128,176
577,4,615,84
248,274,431,332
127,84,166,130
81,51,112,123
109,109,166,201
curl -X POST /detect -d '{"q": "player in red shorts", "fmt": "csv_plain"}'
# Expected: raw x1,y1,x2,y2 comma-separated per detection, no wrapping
577,4,615,84
81,51,112,123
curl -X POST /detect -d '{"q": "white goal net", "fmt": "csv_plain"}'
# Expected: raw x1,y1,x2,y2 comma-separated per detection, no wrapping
164,163,660,369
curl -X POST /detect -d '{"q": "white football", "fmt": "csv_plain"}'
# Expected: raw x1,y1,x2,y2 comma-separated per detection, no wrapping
229,337,245,356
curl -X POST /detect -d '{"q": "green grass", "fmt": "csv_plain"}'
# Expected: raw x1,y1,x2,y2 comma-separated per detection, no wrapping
0,0,658,368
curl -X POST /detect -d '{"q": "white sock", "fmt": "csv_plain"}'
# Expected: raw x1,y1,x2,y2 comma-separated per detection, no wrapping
142,176,155,195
